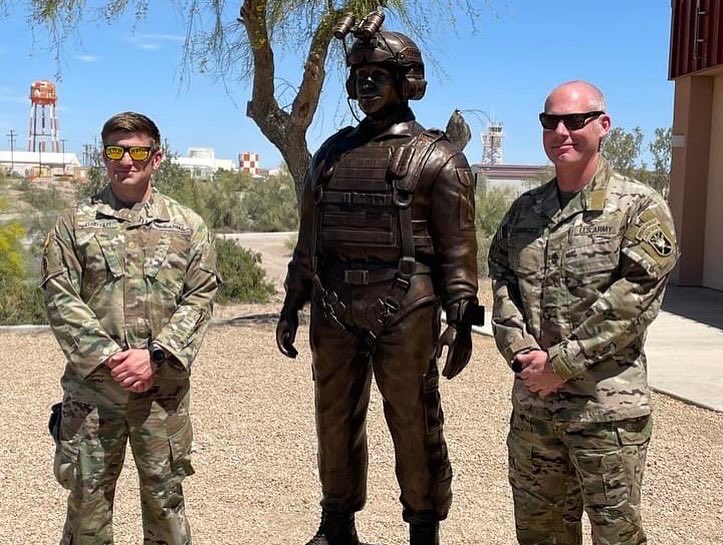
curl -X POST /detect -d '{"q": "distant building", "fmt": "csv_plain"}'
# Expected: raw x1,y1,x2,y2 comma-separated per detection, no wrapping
239,152,260,176
472,163,550,197
172,148,236,178
0,149,81,178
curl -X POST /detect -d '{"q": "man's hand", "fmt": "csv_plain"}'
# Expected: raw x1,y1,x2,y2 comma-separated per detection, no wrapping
437,323,473,380
276,305,299,359
515,350,565,397
105,348,157,392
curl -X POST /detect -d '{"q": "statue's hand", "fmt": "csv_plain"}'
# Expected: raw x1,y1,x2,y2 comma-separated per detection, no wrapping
436,323,473,380
276,305,299,359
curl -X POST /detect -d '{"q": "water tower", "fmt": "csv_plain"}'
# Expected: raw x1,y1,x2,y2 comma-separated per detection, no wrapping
27,80,60,152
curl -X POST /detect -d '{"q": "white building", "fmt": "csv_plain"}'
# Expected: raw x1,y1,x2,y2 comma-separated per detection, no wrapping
172,148,236,178
0,149,81,177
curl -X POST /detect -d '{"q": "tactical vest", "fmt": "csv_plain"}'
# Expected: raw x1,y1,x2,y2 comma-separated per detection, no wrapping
309,128,444,349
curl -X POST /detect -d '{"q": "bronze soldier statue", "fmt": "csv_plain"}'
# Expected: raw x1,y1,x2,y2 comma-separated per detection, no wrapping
276,12,482,545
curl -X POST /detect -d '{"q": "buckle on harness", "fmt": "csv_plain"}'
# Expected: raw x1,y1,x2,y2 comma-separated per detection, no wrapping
344,269,369,285
375,297,400,324
392,184,413,208
398,257,415,277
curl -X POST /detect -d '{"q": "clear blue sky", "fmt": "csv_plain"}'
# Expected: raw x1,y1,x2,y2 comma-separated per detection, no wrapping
0,1,673,168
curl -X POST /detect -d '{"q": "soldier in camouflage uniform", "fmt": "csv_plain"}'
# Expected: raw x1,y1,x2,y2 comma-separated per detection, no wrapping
489,81,679,545
42,112,220,545
275,15,481,545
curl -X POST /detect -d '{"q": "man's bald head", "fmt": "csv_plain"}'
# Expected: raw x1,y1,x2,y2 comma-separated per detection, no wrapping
544,80,606,113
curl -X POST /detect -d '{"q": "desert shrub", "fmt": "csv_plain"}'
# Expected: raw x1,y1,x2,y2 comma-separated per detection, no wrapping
23,187,69,211
0,279,47,325
215,238,275,304
475,186,515,277
0,221,47,324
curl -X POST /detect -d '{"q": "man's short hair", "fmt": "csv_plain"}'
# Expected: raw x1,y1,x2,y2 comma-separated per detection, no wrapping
101,111,161,148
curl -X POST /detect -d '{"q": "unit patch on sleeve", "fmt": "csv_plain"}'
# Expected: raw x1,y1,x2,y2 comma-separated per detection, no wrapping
644,225,673,257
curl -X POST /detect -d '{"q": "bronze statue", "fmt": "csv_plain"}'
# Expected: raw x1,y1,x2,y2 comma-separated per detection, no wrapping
276,12,482,545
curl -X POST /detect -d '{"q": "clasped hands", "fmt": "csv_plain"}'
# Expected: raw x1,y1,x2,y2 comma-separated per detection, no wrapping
105,348,158,393
513,349,565,397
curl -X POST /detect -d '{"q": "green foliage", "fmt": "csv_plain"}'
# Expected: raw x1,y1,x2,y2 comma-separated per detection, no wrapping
0,221,47,325
476,186,514,238
154,165,299,233
215,238,275,304
646,127,673,199
603,127,644,175
0,195,9,212
0,278,47,325
603,126,672,199
0,221,26,279
237,172,299,232
75,146,106,201
475,186,514,277
22,186,69,211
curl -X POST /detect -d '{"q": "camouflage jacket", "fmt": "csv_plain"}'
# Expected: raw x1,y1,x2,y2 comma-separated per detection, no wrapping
489,159,679,422
42,185,220,381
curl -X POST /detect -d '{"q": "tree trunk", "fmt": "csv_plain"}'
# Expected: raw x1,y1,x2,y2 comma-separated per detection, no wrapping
241,0,339,210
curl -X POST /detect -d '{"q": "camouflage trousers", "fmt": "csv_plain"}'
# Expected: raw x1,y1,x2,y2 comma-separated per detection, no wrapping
310,301,452,522
53,377,194,545
507,411,652,545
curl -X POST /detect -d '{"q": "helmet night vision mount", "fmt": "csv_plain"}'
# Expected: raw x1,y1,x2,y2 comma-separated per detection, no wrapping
334,10,427,101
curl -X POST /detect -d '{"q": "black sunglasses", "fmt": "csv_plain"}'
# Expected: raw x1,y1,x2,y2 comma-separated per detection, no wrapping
539,110,605,131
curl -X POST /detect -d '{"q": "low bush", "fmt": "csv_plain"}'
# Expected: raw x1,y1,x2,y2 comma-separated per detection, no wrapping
215,238,276,304
0,279,47,325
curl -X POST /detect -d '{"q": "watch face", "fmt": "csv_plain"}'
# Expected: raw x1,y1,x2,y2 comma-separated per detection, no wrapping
151,349,165,363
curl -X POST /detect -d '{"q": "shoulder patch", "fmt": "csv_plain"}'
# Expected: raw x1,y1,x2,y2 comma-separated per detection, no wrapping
644,225,673,257
455,167,474,188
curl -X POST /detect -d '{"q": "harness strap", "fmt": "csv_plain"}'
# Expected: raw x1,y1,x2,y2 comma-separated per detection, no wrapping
310,129,445,351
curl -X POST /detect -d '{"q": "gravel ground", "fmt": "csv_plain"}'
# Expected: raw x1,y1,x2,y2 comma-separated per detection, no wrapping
1,309,721,545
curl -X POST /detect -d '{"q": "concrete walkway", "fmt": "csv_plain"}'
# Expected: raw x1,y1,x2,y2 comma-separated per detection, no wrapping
646,286,723,412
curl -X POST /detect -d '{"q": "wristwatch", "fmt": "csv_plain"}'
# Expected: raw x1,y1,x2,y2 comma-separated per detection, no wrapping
149,342,166,365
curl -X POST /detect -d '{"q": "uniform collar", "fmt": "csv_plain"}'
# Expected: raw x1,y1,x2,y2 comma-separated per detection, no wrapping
533,158,612,223
93,185,171,224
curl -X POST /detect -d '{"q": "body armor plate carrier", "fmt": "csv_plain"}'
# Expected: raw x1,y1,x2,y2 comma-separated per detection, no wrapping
310,129,444,351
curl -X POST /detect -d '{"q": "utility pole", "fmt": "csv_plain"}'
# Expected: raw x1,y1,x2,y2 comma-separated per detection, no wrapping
83,143,93,167
60,138,67,171
7,129,16,173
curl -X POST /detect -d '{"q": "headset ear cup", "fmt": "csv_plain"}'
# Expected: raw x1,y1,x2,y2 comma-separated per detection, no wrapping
346,73,357,99
405,77,427,100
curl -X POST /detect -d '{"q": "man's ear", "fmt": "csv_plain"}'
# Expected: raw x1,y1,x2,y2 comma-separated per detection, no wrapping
152,149,163,170
598,114,611,138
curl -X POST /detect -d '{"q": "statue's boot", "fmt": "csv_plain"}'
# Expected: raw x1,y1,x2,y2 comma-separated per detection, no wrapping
409,521,439,545
305,510,360,545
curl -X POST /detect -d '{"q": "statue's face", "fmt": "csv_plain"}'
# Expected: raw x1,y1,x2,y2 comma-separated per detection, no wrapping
355,64,402,116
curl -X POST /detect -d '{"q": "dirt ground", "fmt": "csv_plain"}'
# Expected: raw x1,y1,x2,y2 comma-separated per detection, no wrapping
1,324,722,545
1,235,721,544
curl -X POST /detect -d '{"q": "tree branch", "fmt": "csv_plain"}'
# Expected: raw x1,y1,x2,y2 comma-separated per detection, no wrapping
289,6,339,132
241,0,288,146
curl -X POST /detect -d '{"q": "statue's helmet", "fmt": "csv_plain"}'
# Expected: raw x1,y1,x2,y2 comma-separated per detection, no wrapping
345,31,427,100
